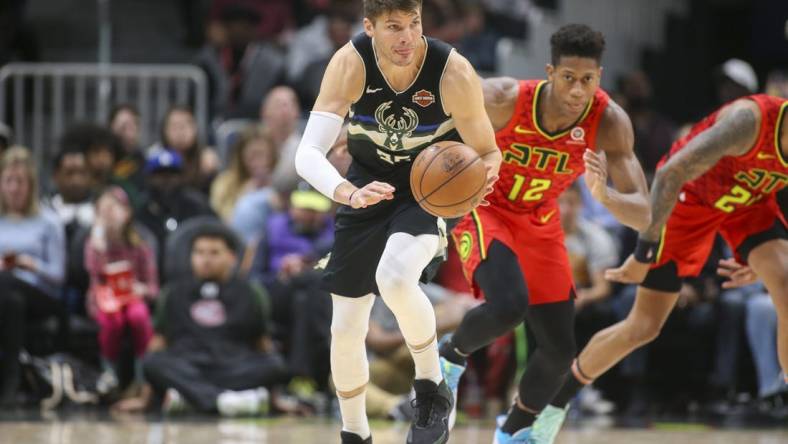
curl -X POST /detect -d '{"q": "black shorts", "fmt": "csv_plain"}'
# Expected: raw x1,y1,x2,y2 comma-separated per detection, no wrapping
641,218,787,293
322,200,443,298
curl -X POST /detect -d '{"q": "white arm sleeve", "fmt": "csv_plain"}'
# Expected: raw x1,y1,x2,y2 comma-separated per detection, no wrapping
294,111,348,200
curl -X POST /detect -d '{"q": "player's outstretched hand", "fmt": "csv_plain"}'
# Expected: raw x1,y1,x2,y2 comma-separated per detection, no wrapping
604,254,650,284
583,149,608,202
717,258,758,289
350,181,395,209
479,154,501,206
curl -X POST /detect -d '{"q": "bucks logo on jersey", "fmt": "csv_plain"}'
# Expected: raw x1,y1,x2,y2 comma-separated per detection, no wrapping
375,101,419,151
347,33,460,167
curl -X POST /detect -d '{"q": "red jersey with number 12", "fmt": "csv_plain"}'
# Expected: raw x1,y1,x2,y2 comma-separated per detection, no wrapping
658,95,788,212
488,80,610,213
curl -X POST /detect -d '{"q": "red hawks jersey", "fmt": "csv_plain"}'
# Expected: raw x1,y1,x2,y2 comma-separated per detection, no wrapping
489,80,610,213
659,95,788,212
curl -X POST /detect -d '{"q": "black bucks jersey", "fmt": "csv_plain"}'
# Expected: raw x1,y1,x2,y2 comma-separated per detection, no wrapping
345,33,461,213
321,33,459,297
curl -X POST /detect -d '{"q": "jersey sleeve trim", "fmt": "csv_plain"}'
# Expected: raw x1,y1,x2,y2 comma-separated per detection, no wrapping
438,47,455,117
774,101,788,167
349,38,366,104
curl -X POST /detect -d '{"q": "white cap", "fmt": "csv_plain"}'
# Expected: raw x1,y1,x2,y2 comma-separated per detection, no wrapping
721,58,758,93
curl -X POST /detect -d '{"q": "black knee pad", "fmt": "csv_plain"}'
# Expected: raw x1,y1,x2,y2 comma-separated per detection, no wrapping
474,240,530,320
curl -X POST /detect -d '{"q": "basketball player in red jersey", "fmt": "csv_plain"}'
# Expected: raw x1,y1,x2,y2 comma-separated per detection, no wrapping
534,94,788,443
437,24,650,443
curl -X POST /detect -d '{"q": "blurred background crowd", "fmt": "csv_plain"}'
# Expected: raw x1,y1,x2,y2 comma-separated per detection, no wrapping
0,0,787,426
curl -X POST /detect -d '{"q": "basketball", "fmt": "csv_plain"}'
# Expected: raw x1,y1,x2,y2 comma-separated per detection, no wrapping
410,140,488,219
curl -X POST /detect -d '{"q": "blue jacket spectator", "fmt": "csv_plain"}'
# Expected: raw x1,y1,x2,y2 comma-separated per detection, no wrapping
0,147,66,405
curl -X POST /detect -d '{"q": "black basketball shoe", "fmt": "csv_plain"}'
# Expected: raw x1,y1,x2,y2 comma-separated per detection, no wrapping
340,431,371,444
406,379,453,444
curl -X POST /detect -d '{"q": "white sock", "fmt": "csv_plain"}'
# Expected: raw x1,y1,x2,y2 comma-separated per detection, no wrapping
410,337,443,384
338,390,370,439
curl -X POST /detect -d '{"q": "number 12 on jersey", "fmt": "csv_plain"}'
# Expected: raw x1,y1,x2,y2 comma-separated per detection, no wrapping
507,174,552,201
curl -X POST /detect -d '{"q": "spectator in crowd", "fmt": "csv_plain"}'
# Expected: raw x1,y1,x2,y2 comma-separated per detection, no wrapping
196,4,286,120
261,86,304,195
47,148,95,238
249,183,334,289
0,147,66,405
210,124,278,222
136,149,215,275
152,106,219,194
208,0,295,42
560,182,619,313
478,0,531,39
110,104,146,192
287,1,360,107
60,123,144,209
715,58,759,105
617,71,677,175
143,226,287,416
455,3,498,72
45,147,95,312
746,291,788,416
571,178,624,243
60,123,121,189
421,0,467,44
705,254,750,412
230,119,349,246
85,186,158,396
249,184,334,387
559,182,617,416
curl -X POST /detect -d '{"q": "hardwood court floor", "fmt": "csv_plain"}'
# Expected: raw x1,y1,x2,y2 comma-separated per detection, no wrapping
0,418,786,444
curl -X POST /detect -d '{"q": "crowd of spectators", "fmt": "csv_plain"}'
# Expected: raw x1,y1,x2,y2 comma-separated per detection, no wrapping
0,0,785,426
188,0,528,120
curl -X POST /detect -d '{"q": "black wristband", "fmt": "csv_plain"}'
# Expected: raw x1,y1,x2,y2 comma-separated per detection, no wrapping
633,237,659,263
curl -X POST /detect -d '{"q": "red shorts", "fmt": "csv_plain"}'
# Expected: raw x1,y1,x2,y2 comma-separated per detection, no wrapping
653,193,786,277
451,201,575,305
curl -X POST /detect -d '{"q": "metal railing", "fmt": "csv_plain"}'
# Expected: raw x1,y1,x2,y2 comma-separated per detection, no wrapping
0,63,208,170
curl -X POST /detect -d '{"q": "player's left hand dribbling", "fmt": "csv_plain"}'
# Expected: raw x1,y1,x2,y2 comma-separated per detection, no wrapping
583,149,608,202
604,254,650,284
350,181,395,209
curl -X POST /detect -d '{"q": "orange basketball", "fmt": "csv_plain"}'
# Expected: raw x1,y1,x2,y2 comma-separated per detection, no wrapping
410,140,488,219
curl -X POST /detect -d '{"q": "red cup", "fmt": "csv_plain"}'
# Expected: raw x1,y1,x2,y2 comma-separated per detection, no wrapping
104,261,135,305
3,252,17,269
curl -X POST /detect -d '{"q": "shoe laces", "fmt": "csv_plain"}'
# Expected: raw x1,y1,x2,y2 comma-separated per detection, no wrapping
411,390,436,427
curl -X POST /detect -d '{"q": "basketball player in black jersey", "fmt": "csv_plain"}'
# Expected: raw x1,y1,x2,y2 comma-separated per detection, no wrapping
294,1,501,443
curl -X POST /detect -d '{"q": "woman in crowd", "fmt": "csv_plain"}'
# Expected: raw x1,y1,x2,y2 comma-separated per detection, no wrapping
110,104,146,189
0,147,66,405
210,124,279,222
154,105,219,193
